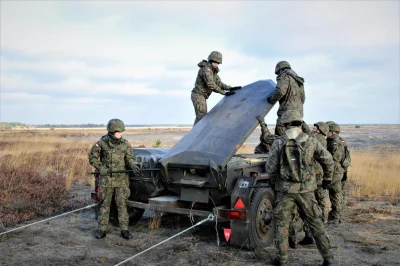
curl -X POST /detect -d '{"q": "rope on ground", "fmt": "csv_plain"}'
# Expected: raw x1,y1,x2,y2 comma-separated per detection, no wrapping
0,203,97,237
114,214,215,266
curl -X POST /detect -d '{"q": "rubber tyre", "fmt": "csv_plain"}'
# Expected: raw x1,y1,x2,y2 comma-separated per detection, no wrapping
248,188,275,249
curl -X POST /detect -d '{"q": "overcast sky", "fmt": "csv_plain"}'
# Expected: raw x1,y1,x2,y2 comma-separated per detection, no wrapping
1,1,399,125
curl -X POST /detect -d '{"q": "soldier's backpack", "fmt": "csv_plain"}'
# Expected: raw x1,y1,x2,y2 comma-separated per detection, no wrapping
280,132,312,183
341,146,351,169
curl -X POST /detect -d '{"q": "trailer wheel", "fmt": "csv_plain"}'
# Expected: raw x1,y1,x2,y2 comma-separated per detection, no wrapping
248,188,275,249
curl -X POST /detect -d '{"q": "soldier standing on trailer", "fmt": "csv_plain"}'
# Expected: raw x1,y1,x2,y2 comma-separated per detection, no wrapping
191,51,242,125
267,61,306,136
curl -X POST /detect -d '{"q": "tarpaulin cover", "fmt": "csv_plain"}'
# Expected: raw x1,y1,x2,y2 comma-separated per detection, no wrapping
159,79,277,170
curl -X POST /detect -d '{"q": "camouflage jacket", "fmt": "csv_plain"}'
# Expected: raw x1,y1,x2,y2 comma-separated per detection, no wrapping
327,135,345,184
269,69,305,117
310,132,327,184
88,135,137,188
192,60,231,99
265,128,333,194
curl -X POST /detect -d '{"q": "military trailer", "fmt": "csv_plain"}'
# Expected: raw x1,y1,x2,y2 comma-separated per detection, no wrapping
91,80,277,249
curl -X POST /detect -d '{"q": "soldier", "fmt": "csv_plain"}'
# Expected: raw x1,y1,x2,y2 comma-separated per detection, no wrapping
88,119,141,240
267,61,306,136
326,122,346,224
298,121,330,246
255,115,298,249
254,115,277,154
326,121,351,210
191,51,242,125
265,110,335,266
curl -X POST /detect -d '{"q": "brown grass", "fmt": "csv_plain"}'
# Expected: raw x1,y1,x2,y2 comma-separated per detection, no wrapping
349,150,400,200
0,128,399,226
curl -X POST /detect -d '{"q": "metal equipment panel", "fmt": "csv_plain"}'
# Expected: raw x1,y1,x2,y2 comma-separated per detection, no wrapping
160,79,276,170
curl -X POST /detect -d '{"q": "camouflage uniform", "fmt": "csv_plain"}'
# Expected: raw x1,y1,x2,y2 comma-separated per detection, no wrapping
88,119,138,233
339,137,349,210
268,61,305,136
300,122,330,245
191,51,234,125
254,118,277,154
326,129,345,223
265,110,334,264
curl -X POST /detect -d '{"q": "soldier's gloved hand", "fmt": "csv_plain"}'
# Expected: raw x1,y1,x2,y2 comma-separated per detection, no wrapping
321,180,331,190
99,168,109,176
230,86,242,91
342,172,348,181
256,115,264,124
225,91,235,96
130,164,141,176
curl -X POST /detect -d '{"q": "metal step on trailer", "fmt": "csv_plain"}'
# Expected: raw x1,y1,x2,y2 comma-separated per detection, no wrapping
127,195,214,217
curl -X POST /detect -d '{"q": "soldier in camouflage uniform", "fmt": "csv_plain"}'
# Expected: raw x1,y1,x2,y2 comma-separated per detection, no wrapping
88,119,141,240
254,115,277,154
326,122,345,224
191,51,242,125
265,110,335,266
326,121,350,210
267,61,306,136
298,121,330,246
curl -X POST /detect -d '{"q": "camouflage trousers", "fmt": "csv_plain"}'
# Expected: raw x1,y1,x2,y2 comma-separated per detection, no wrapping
274,116,285,136
328,182,343,221
303,188,329,236
274,192,333,263
341,180,347,210
254,142,270,154
191,92,207,125
98,186,131,231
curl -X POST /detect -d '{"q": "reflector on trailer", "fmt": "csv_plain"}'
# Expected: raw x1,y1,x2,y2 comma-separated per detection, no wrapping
234,198,245,209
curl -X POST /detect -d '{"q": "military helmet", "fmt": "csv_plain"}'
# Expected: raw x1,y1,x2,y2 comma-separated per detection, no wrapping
325,121,335,126
107,118,125,133
275,61,291,75
208,51,223,64
280,110,302,124
329,123,341,132
314,121,329,135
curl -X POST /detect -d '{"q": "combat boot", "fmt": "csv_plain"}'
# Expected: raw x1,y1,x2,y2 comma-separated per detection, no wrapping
121,230,133,240
95,230,106,239
322,259,335,266
298,235,314,245
288,236,297,249
273,258,287,266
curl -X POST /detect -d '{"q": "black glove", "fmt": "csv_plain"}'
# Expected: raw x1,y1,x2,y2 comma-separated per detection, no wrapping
225,91,235,96
342,171,348,181
256,115,264,124
321,180,331,190
99,168,109,176
230,86,242,91
267,96,273,104
130,164,141,176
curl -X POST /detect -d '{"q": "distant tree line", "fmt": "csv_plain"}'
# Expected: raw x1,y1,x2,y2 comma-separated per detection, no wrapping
1,122,192,129
36,123,106,128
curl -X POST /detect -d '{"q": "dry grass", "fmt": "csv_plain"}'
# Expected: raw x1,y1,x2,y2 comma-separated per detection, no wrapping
0,128,399,226
349,150,400,200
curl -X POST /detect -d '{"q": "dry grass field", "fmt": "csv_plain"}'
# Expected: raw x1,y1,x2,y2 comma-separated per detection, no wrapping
0,126,399,227
0,126,400,266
